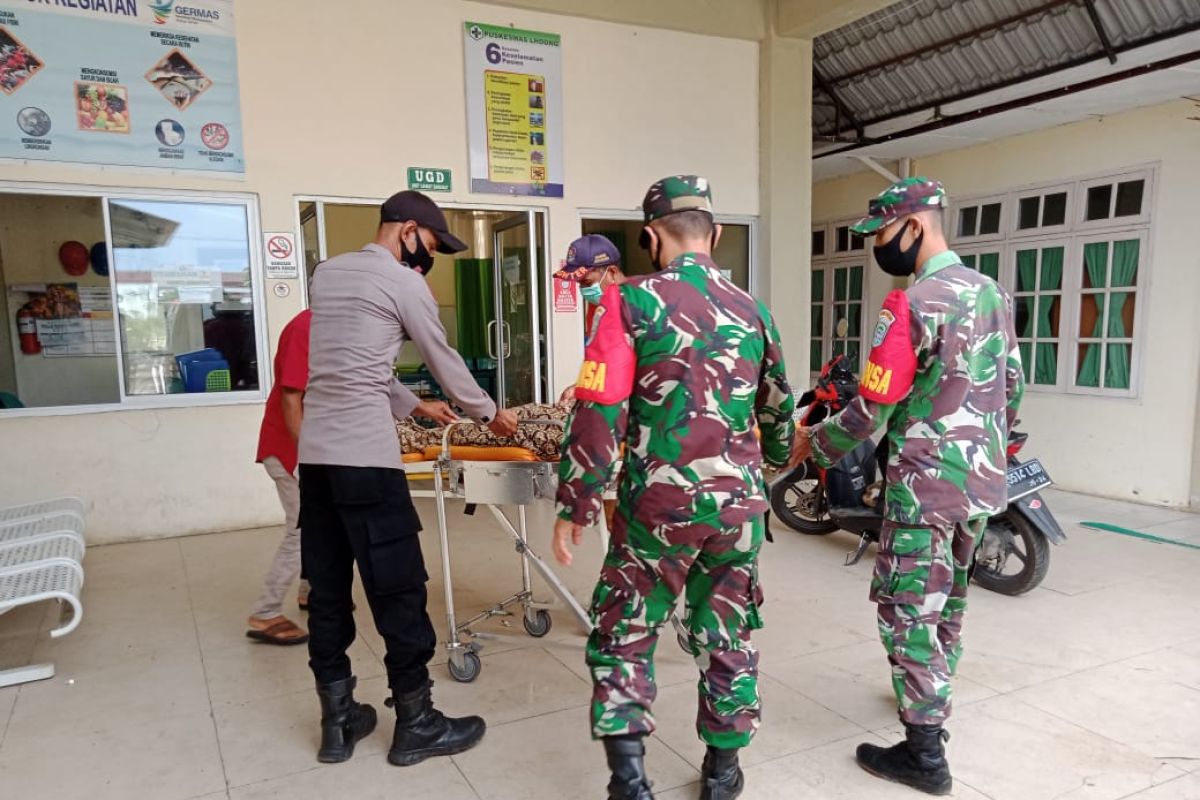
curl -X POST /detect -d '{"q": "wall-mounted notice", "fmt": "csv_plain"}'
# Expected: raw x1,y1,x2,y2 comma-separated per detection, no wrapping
263,231,298,279
464,21,563,197
0,0,243,173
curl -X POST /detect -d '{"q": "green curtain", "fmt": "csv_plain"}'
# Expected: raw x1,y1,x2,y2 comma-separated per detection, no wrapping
1105,241,1139,389
1033,248,1062,384
455,258,495,359
980,252,1000,281
1076,243,1108,388
849,265,863,300
1016,250,1037,294
961,253,976,269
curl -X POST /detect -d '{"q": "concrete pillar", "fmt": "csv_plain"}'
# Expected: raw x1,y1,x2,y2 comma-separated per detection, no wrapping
759,18,813,378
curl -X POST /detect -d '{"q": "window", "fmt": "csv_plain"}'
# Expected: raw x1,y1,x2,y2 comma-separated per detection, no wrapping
957,201,1002,239
1075,236,1142,391
0,188,264,413
1014,245,1065,386
810,264,824,371
829,264,864,370
950,166,1153,396
110,200,259,395
1081,174,1148,225
811,221,867,376
1016,190,1069,232
835,224,864,253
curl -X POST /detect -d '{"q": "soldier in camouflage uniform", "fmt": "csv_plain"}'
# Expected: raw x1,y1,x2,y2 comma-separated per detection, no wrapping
553,175,795,800
791,177,1024,796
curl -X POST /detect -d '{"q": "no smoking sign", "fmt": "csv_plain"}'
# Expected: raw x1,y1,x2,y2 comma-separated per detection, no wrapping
263,231,299,280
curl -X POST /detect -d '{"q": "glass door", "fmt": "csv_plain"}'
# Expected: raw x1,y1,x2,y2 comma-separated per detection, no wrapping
491,211,542,407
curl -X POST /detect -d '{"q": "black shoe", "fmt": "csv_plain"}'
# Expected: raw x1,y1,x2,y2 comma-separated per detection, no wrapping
385,680,486,766
315,676,378,764
699,746,744,799
856,723,953,796
603,735,655,800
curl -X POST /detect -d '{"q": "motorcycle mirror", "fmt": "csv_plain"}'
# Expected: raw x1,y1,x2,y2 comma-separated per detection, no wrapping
836,317,850,338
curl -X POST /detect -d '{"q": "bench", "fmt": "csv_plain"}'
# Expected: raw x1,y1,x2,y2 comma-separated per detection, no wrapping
0,497,88,688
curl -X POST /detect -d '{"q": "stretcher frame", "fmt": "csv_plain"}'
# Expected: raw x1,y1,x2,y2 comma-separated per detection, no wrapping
403,419,596,683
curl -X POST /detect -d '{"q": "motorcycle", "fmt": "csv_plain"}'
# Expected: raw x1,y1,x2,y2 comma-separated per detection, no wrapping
770,355,1065,596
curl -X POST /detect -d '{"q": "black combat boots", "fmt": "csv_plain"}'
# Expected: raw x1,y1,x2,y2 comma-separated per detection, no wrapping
315,676,378,763
603,735,655,800
856,722,953,796
699,746,744,799
385,680,486,766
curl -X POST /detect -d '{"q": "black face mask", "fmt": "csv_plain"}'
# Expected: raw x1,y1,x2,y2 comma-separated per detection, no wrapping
401,230,435,277
873,222,923,277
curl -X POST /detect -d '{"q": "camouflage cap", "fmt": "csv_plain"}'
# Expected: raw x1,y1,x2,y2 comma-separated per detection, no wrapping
641,175,714,223
850,177,947,236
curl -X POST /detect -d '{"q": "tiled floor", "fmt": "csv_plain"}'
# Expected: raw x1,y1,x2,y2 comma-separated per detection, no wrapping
1,488,1198,800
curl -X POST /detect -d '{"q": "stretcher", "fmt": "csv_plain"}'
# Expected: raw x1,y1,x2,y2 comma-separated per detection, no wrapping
403,419,597,683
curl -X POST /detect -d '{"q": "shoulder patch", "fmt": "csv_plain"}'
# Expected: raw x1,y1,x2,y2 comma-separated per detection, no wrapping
575,284,634,404
860,290,917,404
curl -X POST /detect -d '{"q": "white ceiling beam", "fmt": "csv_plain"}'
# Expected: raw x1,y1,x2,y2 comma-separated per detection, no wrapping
852,155,901,183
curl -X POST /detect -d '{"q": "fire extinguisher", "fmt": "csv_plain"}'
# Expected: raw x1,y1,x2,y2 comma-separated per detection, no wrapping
17,308,41,355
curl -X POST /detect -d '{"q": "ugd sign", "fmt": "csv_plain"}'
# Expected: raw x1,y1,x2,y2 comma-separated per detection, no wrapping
407,168,452,192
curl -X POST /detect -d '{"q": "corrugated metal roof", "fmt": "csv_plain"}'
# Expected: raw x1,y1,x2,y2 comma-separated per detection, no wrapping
813,0,1200,137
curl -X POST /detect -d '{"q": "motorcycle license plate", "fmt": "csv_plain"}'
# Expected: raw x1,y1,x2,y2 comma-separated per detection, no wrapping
1007,458,1052,501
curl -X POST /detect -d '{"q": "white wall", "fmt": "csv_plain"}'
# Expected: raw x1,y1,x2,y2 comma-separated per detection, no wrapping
0,0,762,543
812,100,1200,508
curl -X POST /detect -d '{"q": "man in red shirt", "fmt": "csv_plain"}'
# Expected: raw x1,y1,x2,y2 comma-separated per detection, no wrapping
247,309,314,645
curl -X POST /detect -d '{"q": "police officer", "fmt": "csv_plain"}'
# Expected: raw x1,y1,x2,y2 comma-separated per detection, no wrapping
790,178,1025,795
553,176,795,800
299,190,518,767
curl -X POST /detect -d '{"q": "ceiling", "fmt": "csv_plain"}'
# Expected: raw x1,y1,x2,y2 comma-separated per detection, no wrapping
812,0,1200,180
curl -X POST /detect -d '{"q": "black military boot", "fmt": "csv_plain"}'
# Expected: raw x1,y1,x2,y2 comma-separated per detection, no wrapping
856,723,952,796
699,746,744,799
315,676,378,763
385,680,486,766
603,735,655,800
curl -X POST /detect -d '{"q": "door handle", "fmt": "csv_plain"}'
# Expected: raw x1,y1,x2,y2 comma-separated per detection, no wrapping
486,319,499,360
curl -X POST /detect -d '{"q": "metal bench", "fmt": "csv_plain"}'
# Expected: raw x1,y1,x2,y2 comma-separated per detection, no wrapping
0,497,88,688
0,496,87,526
1,512,86,545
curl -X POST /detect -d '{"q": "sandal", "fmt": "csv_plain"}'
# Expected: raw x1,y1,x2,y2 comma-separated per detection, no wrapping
246,616,309,646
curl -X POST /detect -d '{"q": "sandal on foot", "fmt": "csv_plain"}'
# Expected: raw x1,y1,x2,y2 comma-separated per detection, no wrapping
246,616,309,646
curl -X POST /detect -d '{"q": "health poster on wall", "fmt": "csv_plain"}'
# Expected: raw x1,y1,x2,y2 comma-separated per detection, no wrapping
463,21,563,197
0,0,243,174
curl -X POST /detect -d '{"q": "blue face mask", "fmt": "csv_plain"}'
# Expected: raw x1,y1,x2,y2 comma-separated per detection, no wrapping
580,282,604,304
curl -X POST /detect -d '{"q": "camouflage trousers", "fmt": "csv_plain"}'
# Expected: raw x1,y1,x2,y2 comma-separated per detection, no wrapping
871,518,987,726
586,511,765,749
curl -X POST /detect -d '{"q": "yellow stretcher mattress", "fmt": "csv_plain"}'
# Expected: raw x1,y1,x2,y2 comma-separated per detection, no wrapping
420,445,542,462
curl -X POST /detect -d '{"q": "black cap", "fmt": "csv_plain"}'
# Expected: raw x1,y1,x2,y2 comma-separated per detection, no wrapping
380,191,468,254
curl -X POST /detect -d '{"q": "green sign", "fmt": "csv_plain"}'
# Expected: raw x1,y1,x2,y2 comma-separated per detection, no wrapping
407,167,452,192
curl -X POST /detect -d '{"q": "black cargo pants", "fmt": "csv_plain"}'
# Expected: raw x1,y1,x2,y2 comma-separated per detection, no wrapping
299,464,436,692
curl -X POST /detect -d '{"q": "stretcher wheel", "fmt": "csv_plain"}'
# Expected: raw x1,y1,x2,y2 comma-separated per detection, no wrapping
522,609,552,638
448,651,481,683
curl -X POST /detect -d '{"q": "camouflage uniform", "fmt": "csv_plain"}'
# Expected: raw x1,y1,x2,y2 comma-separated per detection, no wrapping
556,176,795,748
810,178,1025,726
